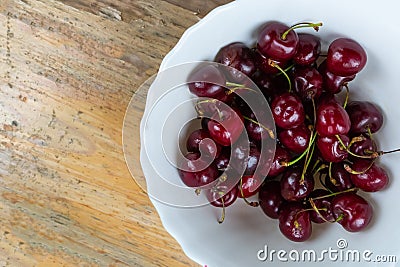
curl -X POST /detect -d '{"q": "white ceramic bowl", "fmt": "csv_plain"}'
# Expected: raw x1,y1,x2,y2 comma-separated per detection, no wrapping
139,0,400,266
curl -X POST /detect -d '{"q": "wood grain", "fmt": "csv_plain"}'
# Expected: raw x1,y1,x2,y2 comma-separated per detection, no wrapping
0,0,230,266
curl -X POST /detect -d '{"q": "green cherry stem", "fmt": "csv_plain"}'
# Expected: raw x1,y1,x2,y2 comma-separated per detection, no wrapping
309,187,358,202
268,59,292,92
343,84,350,109
335,134,378,159
242,115,275,139
217,197,225,224
281,132,317,167
281,22,323,40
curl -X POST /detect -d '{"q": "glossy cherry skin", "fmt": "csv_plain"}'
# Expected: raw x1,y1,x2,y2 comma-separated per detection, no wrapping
349,136,377,158
267,145,290,177
271,93,305,129
308,189,334,224
258,181,285,219
325,163,354,192
254,50,287,74
316,134,349,163
327,38,367,76
293,67,323,101
208,185,238,208
208,107,244,146
318,60,355,94
293,33,321,66
178,152,219,188
279,202,312,242
257,21,299,61
331,192,373,232
237,174,262,198
350,159,389,192
186,129,221,159
278,124,311,154
346,101,384,134
280,167,314,202
215,42,256,81
188,64,226,98
316,101,351,136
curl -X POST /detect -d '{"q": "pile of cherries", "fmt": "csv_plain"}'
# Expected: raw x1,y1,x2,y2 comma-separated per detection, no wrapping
177,21,398,242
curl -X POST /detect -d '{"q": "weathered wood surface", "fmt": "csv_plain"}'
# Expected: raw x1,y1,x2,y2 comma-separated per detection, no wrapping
0,0,231,266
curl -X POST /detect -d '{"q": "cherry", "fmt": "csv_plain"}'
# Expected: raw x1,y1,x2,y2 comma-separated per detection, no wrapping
244,108,275,143
346,101,384,134
215,42,256,81
213,147,230,171
188,64,226,98
267,145,290,177
257,21,299,61
208,185,238,208
318,60,355,94
316,101,351,136
254,50,287,74
237,174,262,198
271,93,305,129
258,180,285,219
293,67,323,101
349,159,389,192
280,167,314,202
207,107,244,146
279,202,312,242
278,124,311,154
293,33,321,66
349,136,377,158
327,38,367,76
316,134,349,163
331,192,373,232
325,163,354,192
186,129,221,159
178,152,219,188
244,145,261,175
308,189,334,224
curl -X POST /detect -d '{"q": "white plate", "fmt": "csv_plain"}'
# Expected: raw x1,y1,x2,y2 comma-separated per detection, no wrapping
139,0,400,266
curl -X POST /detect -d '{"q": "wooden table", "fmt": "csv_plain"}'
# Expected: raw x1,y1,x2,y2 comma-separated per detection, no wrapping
0,0,231,266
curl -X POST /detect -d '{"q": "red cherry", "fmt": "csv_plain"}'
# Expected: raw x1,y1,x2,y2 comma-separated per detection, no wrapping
316,134,349,163
324,163,354,192
316,101,351,136
267,145,290,177
280,167,314,202
309,189,334,224
293,33,321,66
326,38,367,76
208,186,238,208
293,67,323,101
278,124,311,154
237,174,262,198
208,107,244,146
271,93,305,129
188,65,226,98
318,60,355,94
346,101,384,134
186,129,221,159
258,180,286,219
331,192,373,232
279,202,312,242
349,159,389,192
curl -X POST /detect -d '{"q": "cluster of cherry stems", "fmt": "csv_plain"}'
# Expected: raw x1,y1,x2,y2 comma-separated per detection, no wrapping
177,21,399,242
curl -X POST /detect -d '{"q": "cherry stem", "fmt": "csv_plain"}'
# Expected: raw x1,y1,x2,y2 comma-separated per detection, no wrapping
334,213,345,223
273,63,294,77
239,177,259,207
348,135,367,148
268,59,292,92
343,84,349,109
225,82,257,95
281,22,323,40
313,163,327,176
311,159,322,173
217,197,225,224
344,160,375,175
335,134,378,159
242,115,275,139
281,132,317,167
312,98,316,126
301,138,315,182
309,187,358,201
195,99,216,116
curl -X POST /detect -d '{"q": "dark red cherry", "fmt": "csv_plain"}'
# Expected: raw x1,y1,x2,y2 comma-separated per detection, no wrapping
178,152,219,188
215,42,256,81
213,147,230,171
349,159,389,192
258,180,285,219
244,108,275,142
278,124,311,154
331,192,373,232
271,93,305,129
188,65,226,98
318,60,355,94
349,136,377,158
186,129,221,159
208,107,244,146
267,145,290,177
257,21,299,61
327,38,367,76
316,101,351,136
316,134,349,163
237,174,262,198
254,50,287,75
293,33,321,66
279,202,312,242
280,167,314,202
325,163,354,192
308,189,334,224
208,185,238,208
346,101,384,134
293,67,323,101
